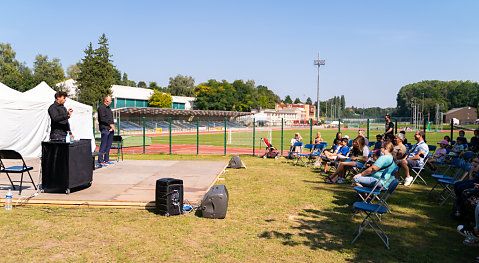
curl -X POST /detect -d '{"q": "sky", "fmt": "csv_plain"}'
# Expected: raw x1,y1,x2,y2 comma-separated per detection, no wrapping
2,1,479,108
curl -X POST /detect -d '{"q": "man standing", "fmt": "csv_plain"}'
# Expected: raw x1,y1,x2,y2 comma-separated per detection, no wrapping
48,91,73,140
384,114,394,137
98,95,115,167
398,130,429,186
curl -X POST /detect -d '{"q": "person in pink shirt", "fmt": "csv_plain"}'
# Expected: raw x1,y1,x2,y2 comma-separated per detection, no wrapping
426,139,448,171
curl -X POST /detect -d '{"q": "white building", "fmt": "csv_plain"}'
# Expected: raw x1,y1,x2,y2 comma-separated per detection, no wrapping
56,80,195,110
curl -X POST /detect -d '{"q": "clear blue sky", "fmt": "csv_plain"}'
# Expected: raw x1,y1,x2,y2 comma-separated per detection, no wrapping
2,1,479,108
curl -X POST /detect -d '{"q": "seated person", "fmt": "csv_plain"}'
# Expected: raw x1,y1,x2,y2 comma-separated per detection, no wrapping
447,137,466,158
453,157,479,218
426,140,448,170
397,130,429,186
374,134,383,150
288,132,303,157
392,133,407,162
353,141,398,189
332,132,342,146
315,138,350,171
358,130,369,146
400,131,408,145
471,129,479,153
313,132,324,145
457,130,468,144
384,133,394,144
326,136,370,184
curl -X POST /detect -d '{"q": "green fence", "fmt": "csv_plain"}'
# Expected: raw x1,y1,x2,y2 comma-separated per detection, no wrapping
92,116,474,156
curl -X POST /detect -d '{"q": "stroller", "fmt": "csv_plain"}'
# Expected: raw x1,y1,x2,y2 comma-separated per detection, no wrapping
260,138,280,159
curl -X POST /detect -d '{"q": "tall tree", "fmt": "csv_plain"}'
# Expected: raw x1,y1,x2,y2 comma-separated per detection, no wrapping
294,98,302,104
0,43,22,89
137,81,147,88
340,95,345,110
306,97,313,105
33,54,65,89
167,74,195,96
284,95,293,104
66,62,81,80
77,34,115,107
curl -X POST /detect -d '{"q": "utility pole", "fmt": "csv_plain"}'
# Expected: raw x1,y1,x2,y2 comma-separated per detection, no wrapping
314,52,325,123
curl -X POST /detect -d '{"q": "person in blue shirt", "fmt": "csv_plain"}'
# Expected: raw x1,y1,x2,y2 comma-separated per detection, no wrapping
374,134,383,150
353,141,398,189
397,130,429,186
319,138,350,173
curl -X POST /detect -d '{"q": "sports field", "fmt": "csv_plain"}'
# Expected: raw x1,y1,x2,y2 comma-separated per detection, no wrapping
142,128,468,155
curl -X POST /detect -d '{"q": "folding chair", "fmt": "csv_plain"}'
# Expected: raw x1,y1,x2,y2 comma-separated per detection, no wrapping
429,158,464,194
409,152,431,186
286,142,303,163
436,161,472,206
296,144,314,166
111,135,124,161
305,143,327,167
354,167,399,214
368,141,375,149
428,145,437,156
0,150,37,195
351,178,400,249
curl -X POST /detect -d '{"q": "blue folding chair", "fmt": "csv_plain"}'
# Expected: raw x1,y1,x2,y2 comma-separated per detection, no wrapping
296,144,314,166
368,141,375,149
348,139,354,147
436,161,472,206
308,143,328,167
286,142,303,163
429,158,464,194
428,145,437,156
354,167,399,214
0,150,37,194
352,178,400,249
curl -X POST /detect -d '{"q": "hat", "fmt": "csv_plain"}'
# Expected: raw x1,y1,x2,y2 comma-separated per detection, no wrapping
372,149,381,156
438,140,449,145
343,135,349,139
395,133,405,141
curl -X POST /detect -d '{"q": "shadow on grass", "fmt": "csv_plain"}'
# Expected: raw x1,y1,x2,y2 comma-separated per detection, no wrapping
259,179,478,262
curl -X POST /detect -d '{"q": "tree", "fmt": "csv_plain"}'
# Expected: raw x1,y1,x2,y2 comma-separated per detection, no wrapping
148,90,172,108
340,95,345,110
306,97,313,105
167,74,195,96
137,81,147,88
33,54,65,89
66,63,81,80
294,98,302,104
77,34,115,107
0,43,22,89
148,81,161,90
284,95,293,104
121,72,136,86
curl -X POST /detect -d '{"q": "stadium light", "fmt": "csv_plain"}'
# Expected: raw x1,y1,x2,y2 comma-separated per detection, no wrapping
313,52,325,123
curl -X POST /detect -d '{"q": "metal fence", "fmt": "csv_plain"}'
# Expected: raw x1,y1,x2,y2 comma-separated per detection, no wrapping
92,116,465,156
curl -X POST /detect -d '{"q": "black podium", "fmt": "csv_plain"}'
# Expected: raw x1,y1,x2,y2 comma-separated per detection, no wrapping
41,139,93,194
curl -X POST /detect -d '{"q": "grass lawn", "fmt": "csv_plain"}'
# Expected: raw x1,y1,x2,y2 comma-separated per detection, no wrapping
0,154,476,262
150,127,470,151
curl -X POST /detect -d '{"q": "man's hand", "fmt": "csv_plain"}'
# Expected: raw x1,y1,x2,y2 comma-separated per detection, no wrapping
353,173,362,179
68,108,73,116
109,124,115,132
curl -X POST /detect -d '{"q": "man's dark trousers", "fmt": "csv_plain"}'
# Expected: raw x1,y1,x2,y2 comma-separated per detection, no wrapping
98,129,114,163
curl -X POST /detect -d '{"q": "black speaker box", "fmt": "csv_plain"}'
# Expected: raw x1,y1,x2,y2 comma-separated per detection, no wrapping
201,185,228,219
155,178,183,216
228,155,242,169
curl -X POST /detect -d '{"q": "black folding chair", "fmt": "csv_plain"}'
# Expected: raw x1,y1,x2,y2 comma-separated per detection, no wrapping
0,150,37,194
111,135,123,161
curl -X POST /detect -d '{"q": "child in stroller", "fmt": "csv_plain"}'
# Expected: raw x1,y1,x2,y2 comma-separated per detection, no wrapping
261,138,280,159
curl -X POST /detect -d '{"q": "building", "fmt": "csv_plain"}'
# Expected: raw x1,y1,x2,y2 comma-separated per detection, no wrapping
444,106,477,124
56,80,195,110
275,103,315,121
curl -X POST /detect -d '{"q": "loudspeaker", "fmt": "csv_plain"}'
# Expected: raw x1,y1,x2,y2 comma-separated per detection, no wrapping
155,178,183,216
200,185,228,219
228,155,243,169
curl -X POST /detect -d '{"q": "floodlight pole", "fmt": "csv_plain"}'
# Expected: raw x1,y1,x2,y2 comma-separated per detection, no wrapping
314,52,326,123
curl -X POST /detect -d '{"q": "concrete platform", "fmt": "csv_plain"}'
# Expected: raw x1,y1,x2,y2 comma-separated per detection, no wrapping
0,159,227,208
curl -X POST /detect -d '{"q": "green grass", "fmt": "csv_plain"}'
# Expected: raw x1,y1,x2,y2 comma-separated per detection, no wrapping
149,128,472,150
0,154,476,262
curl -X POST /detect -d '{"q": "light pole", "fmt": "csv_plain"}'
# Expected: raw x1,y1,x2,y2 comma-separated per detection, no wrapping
314,52,325,123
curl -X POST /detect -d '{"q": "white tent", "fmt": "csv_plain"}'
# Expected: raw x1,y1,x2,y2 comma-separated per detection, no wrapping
0,81,95,158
